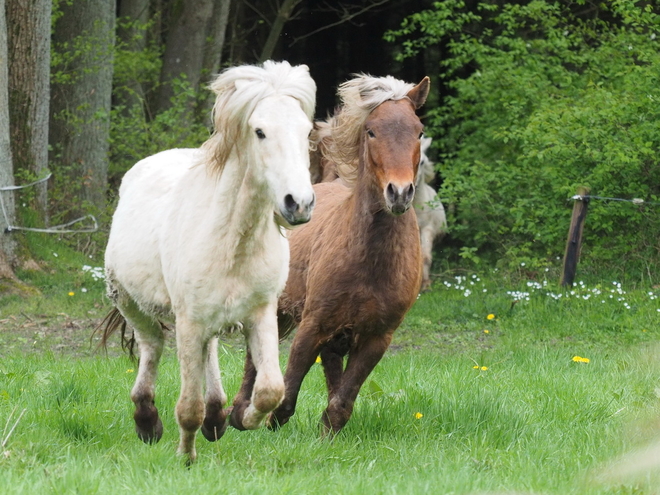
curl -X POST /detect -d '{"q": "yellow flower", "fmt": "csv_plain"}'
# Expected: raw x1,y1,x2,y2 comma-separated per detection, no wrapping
315,356,321,364
481,366,488,371
486,314,495,320
572,356,590,363
126,369,134,373
415,412,423,419
483,329,490,334
68,291,75,296
473,365,479,369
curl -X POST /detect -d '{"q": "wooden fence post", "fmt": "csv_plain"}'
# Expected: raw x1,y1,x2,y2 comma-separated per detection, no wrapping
560,186,590,287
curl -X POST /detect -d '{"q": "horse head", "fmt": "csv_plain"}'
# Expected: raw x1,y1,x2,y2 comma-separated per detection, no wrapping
363,77,430,216
249,93,316,226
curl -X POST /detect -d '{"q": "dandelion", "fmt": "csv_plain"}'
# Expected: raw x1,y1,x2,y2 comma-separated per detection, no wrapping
481,366,488,371
68,291,75,297
572,356,590,364
486,314,495,320
473,365,479,369
126,369,134,373
415,412,423,420
483,329,490,334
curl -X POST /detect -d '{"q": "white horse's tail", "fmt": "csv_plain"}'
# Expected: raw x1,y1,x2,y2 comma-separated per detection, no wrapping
93,308,137,359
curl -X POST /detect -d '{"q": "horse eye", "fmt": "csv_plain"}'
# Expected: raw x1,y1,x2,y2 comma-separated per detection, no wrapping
255,129,266,139
367,129,375,138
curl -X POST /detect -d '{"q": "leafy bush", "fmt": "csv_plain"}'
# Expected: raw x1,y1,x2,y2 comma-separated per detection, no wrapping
388,1,660,272
109,17,210,187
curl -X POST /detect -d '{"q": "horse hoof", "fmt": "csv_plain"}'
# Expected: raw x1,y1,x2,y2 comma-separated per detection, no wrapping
228,405,249,431
201,407,230,442
136,417,163,444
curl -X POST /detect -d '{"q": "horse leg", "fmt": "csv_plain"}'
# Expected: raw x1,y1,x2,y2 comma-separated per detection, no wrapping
321,331,393,436
119,298,165,444
234,304,284,430
320,330,351,399
267,319,323,429
228,350,257,431
201,336,230,441
174,318,206,463
419,225,434,291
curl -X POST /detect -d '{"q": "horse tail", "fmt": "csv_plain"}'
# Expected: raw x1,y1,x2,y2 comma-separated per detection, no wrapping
277,309,298,340
92,308,137,360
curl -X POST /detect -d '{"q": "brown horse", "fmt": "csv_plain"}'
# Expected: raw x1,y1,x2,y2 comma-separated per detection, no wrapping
229,74,429,435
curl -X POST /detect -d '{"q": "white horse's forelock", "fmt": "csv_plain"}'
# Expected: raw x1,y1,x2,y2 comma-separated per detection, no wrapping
326,75,415,185
201,60,316,174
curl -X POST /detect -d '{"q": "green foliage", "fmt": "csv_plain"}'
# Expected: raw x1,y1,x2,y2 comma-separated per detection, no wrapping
109,17,210,186
388,1,660,271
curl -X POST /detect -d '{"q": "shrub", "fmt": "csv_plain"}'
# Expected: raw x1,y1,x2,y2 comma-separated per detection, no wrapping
388,0,660,272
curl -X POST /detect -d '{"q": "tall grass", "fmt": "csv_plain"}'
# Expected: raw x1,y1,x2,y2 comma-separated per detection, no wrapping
2,260,660,493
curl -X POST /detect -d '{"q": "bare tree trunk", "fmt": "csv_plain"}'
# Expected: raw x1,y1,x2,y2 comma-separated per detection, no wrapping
198,0,231,120
203,0,231,77
156,0,214,113
6,0,51,221
0,0,16,277
50,0,116,217
117,0,150,109
258,0,302,63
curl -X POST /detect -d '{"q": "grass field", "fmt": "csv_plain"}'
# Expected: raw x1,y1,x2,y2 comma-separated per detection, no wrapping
1,242,660,494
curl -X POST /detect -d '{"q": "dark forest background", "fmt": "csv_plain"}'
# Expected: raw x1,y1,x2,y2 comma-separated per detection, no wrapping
2,0,660,280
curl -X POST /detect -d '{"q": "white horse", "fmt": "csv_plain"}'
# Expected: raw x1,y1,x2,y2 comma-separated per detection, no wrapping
102,61,316,463
414,136,447,290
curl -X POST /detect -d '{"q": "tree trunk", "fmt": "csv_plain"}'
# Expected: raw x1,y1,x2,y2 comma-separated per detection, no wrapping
199,0,231,120
116,0,150,109
156,0,215,113
258,0,302,63
50,0,116,217
0,0,16,277
203,0,231,77
6,0,51,222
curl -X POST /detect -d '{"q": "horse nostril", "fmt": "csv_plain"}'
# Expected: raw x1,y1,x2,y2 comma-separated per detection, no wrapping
284,194,298,213
386,183,397,202
404,183,415,203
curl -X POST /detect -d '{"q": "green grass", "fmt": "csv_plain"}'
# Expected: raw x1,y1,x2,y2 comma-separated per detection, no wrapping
2,252,660,493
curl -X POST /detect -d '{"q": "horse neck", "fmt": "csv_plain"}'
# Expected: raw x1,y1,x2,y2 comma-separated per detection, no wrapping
208,154,274,253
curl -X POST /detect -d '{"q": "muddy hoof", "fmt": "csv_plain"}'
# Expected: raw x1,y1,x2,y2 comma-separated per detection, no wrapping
136,417,163,444
201,407,230,442
228,404,251,431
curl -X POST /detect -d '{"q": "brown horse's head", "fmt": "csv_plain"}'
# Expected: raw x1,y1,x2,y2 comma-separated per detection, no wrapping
362,77,430,216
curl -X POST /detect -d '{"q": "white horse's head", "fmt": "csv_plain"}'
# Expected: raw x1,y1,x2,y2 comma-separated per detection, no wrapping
248,92,315,227
204,61,317,227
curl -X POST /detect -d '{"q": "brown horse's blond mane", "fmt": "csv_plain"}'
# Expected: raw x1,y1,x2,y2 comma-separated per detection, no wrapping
323,74,414,186
200,61,316,175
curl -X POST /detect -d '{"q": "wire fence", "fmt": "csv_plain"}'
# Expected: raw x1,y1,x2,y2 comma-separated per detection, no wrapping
0,174,98,234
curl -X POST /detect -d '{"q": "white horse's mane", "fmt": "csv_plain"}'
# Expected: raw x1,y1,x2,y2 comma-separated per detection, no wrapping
324,74,414,185
201,60,317,174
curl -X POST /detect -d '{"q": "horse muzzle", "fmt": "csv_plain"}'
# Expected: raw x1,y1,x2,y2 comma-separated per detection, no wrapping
279,193,316,226
385,182,415,216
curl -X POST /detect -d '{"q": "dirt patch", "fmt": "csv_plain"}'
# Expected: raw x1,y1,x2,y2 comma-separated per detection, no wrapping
0,312,249,358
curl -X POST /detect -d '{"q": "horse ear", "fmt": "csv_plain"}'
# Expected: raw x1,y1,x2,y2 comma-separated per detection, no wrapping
407,77,430,109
